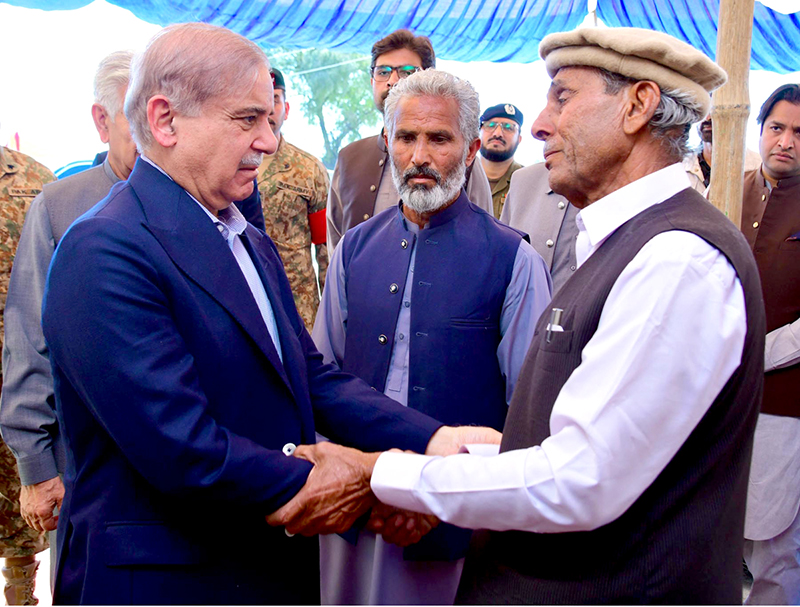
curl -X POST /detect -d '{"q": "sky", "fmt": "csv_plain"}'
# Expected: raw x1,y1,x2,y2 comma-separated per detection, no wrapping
1,0,799,173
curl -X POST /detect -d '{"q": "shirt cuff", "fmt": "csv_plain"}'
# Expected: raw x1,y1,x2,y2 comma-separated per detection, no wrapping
371,451,436,515
18,450,60,486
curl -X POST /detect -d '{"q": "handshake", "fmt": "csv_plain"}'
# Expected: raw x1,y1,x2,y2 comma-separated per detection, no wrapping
266,425,501,546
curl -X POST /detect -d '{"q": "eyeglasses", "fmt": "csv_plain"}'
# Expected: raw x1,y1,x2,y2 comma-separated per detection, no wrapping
371,65,421,82
482,121,519,133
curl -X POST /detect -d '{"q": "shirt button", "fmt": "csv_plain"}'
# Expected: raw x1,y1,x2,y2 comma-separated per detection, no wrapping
753,221,759,229
404,301,410,308
761,194,766,201
369,185,377,192
399,333,405,341
401,239,408,249
558,201,566,210
389,283,399,293
570,265,576,271
282,443,296,456
378,334,388,345
379,159,385,167
546,239,555,248
363,213,370,220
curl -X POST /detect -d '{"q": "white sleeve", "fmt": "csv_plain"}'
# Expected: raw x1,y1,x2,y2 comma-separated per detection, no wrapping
765,318,800,372
372,231,746,533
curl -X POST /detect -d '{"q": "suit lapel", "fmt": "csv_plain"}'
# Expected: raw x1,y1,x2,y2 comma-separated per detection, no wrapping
129,161,293,394
241,228,312,404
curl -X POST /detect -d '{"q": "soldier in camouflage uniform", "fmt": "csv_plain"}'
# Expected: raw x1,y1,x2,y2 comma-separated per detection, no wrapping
0,145,53,605
257,68,329,330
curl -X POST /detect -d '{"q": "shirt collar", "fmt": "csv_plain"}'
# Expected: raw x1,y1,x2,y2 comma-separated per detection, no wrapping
576,163,690,265
396,188,470,231
140,155,246,241
759,164,800,191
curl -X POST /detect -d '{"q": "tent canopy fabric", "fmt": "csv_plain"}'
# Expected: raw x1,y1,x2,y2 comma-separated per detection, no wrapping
9,0,799,72
599,0,800,73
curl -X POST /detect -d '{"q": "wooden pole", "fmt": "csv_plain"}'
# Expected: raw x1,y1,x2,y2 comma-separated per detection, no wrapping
709,0,755,228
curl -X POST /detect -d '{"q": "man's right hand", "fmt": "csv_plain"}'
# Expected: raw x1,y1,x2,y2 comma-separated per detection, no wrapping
266,442,379,537
21,476,64,532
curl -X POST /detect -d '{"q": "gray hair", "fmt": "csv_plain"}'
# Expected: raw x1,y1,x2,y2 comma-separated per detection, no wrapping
383,69,480,146
94,50,134,121
125,23,269,152
596,68,704,162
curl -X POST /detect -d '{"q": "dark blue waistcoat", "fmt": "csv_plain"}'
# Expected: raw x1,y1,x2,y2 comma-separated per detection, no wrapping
338,191,523,561
340,191,522,430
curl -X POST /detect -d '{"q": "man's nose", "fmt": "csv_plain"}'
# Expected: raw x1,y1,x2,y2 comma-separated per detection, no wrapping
256,121,279,155
778,128,795,149
387,69,401,86
531,108,553,142
410,139,431,166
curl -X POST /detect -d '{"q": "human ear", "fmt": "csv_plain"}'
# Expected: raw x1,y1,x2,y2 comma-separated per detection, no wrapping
623,81,660,136
465,137,481,167
91,104,111,144
147,95,178,148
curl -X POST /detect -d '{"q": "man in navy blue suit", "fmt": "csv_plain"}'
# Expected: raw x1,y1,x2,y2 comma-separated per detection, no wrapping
41,23,495,605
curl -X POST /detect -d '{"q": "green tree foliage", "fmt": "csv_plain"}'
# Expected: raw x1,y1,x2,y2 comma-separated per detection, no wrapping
272,48,381,170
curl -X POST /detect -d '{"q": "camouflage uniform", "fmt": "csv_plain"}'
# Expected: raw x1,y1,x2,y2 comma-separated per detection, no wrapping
258,136,329,330
0,146,55,375
490,160,523,219
0,146,52,604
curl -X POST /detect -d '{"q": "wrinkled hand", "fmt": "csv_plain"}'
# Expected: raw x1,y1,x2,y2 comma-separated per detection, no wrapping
366,502,439,547
21,476,64,532
425,426,502,457
266,442,380,536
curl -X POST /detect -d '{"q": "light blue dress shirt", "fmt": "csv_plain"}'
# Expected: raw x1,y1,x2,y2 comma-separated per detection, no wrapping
141,156,282,361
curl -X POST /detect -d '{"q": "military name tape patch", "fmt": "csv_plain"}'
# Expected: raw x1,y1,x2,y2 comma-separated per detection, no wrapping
277,181,312,198
9,187,41,197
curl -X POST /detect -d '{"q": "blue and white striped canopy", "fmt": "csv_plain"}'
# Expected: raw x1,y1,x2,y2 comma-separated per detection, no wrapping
8,0,799,72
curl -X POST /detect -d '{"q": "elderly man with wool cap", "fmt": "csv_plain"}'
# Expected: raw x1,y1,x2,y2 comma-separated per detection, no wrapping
274,27,767,604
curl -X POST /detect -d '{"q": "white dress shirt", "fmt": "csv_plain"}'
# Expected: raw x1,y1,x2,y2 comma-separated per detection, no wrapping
371,163,747,534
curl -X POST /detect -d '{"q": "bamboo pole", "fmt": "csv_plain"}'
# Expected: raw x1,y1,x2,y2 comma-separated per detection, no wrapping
709,0,755,228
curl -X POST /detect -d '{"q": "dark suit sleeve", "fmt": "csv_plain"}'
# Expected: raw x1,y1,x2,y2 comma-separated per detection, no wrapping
301,328,443,454
246,225,443,456
42,216,312,513
233,179,267,232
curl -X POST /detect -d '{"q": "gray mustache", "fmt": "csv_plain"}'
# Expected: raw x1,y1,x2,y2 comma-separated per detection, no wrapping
403,166,442,185
240,154,263,167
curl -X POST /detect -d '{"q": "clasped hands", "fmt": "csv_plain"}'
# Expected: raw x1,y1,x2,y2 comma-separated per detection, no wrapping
265,425,501,546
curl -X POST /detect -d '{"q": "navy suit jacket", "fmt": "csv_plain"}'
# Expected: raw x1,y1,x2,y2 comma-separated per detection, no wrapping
42,159,440,605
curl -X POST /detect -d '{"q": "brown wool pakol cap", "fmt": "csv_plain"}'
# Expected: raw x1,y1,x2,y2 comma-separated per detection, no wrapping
539,27,728,116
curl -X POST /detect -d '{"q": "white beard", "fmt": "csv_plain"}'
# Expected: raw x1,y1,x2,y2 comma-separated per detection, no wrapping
391,157,466,214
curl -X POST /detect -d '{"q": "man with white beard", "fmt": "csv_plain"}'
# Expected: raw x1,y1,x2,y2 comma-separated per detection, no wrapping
311,69,552,605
